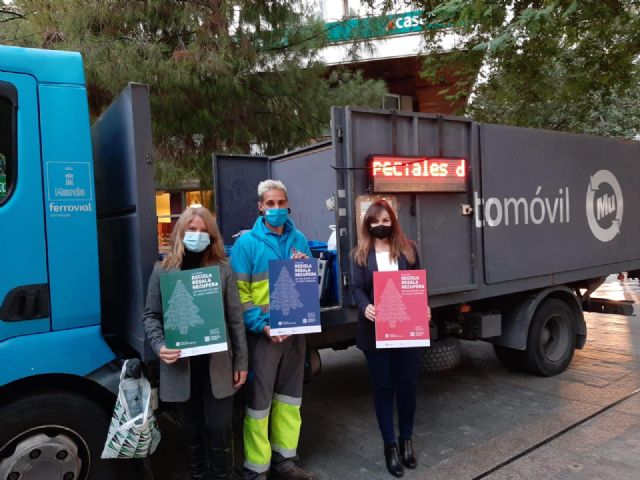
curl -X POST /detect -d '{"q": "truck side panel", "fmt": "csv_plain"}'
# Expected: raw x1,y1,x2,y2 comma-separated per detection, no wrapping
480,124,640,284
330,107,640,307
0,72,49,342
40,84,101,330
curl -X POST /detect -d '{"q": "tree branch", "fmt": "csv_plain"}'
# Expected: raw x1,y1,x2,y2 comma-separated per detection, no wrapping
0,10,26,24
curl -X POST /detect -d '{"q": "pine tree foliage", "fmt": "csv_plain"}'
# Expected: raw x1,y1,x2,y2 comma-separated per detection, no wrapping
380,0,640,138
2,1,387,186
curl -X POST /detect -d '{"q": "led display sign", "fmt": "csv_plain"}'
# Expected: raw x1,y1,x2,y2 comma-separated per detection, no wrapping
369,155,467,192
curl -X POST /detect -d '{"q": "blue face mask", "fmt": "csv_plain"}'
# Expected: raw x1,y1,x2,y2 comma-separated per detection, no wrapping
264,208,289,228
183,231,210,253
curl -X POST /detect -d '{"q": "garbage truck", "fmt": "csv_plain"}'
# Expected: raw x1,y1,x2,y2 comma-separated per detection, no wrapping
0,46,157,479
212,106,640,377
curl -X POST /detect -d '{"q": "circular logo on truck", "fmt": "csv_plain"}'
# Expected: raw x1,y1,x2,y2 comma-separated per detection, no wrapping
586,170,623,242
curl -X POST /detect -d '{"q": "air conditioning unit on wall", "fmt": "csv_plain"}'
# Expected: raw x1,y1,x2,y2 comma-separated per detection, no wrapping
382,93,414,112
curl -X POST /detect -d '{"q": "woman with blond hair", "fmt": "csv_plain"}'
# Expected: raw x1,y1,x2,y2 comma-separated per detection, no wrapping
351,200,421,478
143,207,248,480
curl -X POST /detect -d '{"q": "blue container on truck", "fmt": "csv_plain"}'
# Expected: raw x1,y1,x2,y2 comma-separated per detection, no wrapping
0,46,156,479
212,106,640,377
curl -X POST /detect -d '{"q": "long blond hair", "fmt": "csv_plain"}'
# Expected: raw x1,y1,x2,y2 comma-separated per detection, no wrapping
352,200,416,266
162,207,227,269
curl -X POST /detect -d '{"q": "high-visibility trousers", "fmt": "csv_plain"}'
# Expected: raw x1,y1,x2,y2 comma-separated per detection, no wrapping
243,333,306,474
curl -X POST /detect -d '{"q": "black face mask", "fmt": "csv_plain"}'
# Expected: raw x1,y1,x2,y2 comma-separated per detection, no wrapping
370,225,392,239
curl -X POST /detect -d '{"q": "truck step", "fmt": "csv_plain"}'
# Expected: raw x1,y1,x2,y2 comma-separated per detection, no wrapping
586,298,636,316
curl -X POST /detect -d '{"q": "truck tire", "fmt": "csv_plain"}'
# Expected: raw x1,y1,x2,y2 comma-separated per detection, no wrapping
493,344,526,371
0,391,139,480
419,338,462,372
304,347,322,384
524,298,576,376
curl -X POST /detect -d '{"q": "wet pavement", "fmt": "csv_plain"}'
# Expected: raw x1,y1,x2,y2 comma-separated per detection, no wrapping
297,276,640,479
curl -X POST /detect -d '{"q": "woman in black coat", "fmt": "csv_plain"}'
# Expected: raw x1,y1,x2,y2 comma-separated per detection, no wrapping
351,200,421,478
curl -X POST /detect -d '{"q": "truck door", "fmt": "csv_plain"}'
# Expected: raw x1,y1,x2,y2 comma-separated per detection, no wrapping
333,107,478,297
212,153,269,242
93,83,157,360
0,73,50,341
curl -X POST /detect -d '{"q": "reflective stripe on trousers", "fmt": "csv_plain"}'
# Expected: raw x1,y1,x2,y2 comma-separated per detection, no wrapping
243,396,302,471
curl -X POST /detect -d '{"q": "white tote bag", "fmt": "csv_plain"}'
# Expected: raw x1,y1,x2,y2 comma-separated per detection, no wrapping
101,360,161,459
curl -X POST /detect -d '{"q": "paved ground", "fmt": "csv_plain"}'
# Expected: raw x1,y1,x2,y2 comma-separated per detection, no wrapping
296,276,640,479
152,276,640,479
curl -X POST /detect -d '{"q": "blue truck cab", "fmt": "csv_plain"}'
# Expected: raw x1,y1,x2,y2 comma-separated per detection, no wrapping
0,45,156,479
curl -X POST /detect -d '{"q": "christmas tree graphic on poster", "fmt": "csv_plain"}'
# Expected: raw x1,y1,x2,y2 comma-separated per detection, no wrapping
271,267,303,315
159,266,227,357
164,280,205,334
376,279,410,328
269,259,322,336
373,270,430,349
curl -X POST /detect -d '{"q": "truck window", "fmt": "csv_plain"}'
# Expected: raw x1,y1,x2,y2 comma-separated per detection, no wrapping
0,89,16,205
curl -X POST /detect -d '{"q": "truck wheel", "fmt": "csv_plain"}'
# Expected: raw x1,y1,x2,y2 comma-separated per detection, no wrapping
0,391,139,480
493,345,526,371
419,338,462,372
304,347,322,384
524,298,576,376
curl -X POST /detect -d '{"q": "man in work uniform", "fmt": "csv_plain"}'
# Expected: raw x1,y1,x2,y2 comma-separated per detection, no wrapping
231,179,315,480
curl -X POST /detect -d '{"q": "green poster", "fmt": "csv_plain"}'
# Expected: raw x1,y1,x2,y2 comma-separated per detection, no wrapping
159,266,227,357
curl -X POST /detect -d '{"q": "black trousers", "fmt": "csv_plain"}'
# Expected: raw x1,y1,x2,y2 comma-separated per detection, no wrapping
364,347,420,445
172,355,233,447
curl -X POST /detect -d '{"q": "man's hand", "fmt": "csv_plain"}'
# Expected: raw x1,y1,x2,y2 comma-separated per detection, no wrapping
159,345,181,364
291,247,308,260
263,325,290,343
233,370,248,388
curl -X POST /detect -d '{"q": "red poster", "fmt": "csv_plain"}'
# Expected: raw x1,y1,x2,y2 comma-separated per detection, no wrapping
373,270,430,349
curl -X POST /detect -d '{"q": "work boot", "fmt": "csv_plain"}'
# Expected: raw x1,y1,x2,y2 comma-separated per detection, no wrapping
398,437,417,470
242,467,268,480
384,443,404,478
271,457,315,480
208,427,234,480
185,438,211,480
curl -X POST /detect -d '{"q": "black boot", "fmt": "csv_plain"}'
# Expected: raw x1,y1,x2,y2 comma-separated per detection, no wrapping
208,427,234,480
384,443,404,478
398,437,417,470
186,438,210,480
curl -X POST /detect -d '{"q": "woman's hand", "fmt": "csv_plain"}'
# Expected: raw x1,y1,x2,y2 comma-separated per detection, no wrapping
364,304,376,322
159,345,181,364
233,370,248,388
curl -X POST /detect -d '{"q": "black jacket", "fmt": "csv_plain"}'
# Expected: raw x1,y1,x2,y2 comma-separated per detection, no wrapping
351,247,421,351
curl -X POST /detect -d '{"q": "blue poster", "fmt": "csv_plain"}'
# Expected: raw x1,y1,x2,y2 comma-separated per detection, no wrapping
268,259,322,336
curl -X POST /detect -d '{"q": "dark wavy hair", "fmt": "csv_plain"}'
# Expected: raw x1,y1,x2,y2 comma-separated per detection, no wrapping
352,200,416,266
